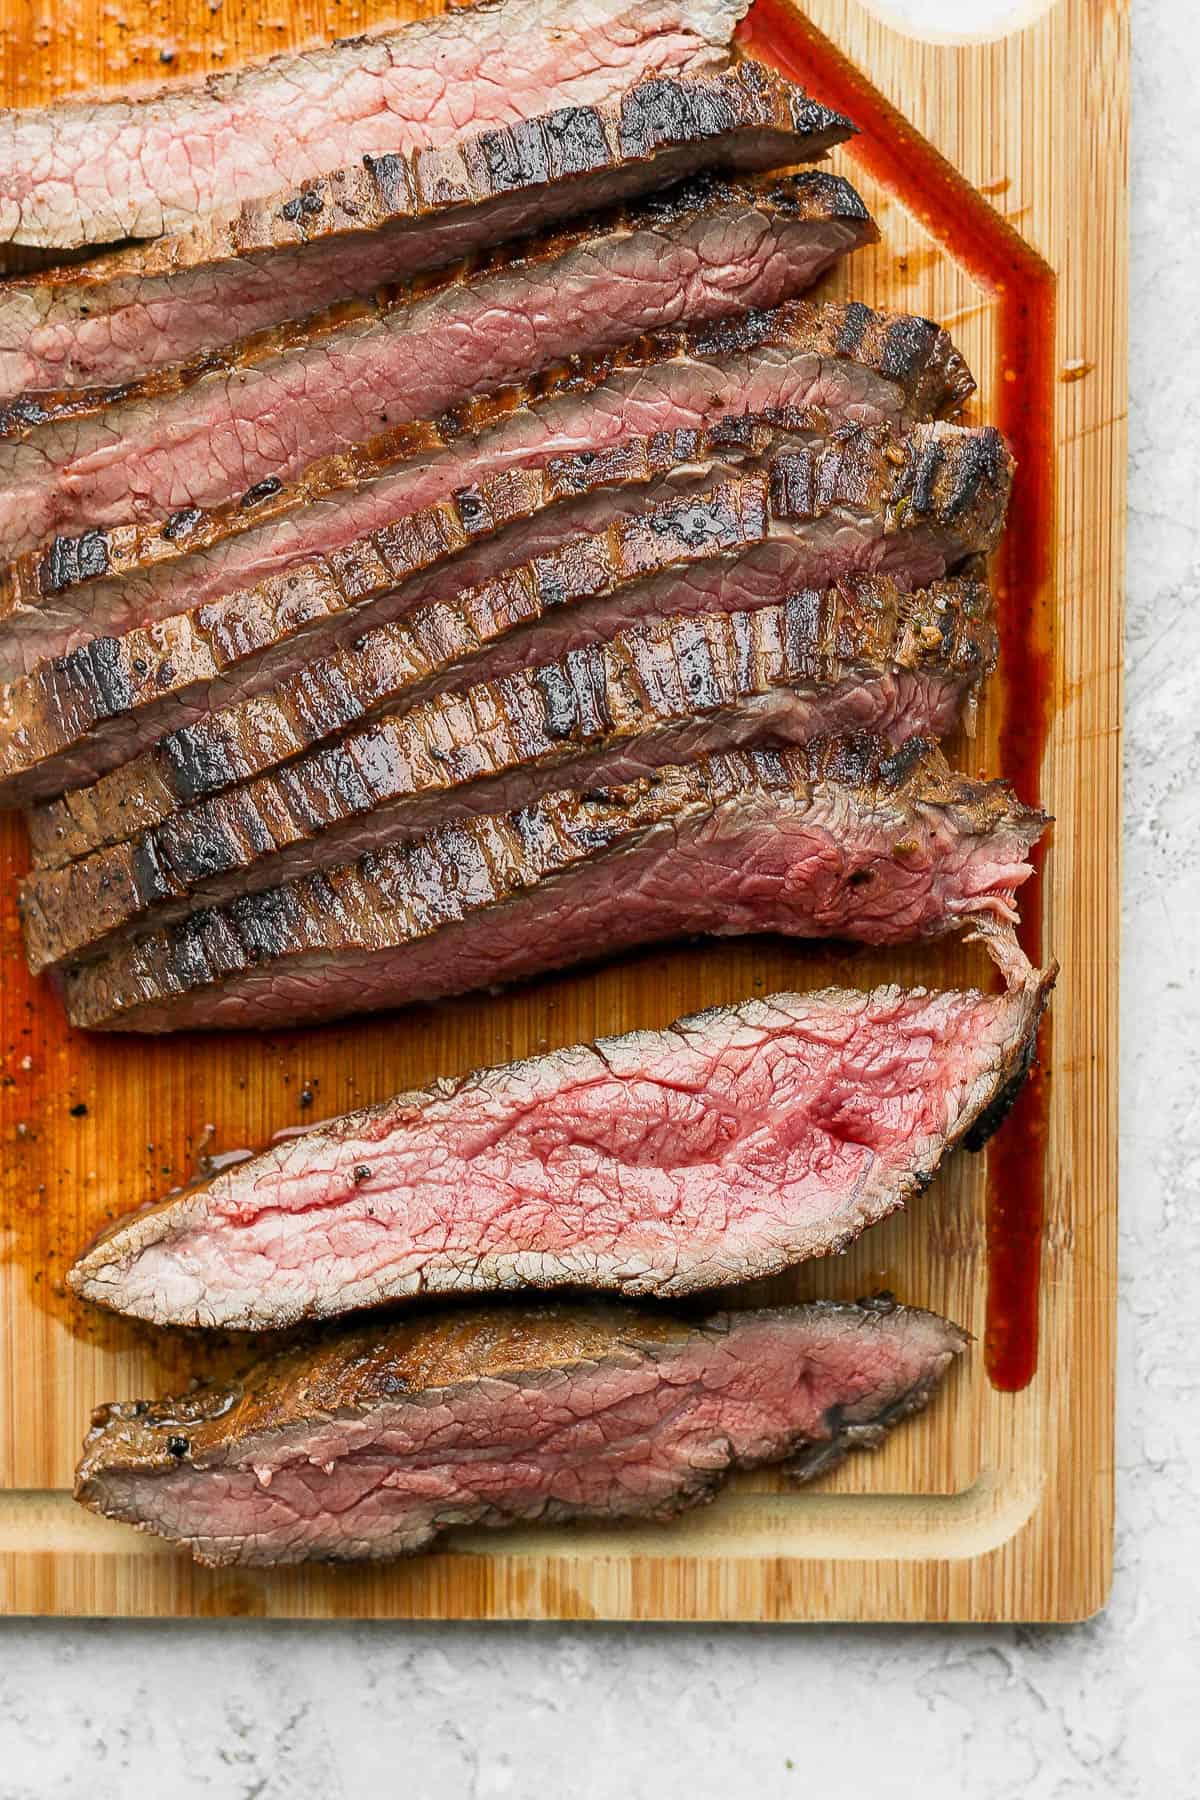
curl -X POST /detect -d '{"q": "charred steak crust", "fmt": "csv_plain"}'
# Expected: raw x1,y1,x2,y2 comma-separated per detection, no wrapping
961,1018,1046,1151
0,170,877,566
2,296,974,637
0,62,854,395
25,560,991,871
2,0,755,248
18,578,999,972
58,737,1048,1034
0,171,872,443
39,566,997,851
0,420,1012,808
68,965,1053,1328
72,1298,967,1565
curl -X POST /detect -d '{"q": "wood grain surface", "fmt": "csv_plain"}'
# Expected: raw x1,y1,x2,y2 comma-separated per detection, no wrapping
0,0,1125,1621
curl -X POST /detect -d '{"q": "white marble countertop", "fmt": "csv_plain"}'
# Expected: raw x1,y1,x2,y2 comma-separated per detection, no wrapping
1,1,1196,1792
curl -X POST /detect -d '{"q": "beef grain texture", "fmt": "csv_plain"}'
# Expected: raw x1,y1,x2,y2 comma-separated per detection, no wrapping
0,0,752,248
0,297,974,681
0,62,852,394
20,577,998,973
25,555,988,871
59,737,1048,1035
73,1297,967,1564
0,171,876,561
70,964,1053,1330
0,418,1012,807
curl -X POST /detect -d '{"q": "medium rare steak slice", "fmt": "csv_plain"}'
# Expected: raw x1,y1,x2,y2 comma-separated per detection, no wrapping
30,564,992,867
60,737,1047,1034
0,421,1012,807
0,63,852,395
73,1297,966,1565
0,171,875,561
22,580,997,972
27,565,991,873
0,300,974,679
1,0,752,248
70,961,1050,1328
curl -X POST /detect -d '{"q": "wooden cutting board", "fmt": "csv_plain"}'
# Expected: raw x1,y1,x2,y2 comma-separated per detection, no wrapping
0,0,1125,1621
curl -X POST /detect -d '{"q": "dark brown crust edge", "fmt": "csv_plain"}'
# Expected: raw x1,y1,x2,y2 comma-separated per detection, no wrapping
4,297,974,622
16,574,999,974
784,1297,969,1484
0,169,874,443
0,419,1012,807
962,1008,1046,1151
56,736,1049,1034
0,62,853,307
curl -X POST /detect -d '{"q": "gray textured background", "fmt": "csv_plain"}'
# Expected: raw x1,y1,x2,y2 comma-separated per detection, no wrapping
2,2,1197,1792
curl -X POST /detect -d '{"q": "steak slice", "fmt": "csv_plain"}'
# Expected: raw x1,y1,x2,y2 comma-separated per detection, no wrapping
0,420,1012,807
21,579,997,973
1,0,752,248
0,63,852,395
0,171,875,561
25,561,993,871
59,737,1047,1034
26,564,990,873
0,299,974,680
74,1296,965,1565
69,959,1051,1329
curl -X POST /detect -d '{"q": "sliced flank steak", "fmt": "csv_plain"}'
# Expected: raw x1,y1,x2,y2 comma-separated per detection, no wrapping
59,736,1047,1034
0,300,974,680
0,171,876,561
0,62,852,396
26,561,991,875
21,578,997,973
0,420,1012,808
70,962,1051,1329
1,0,752,248
74,1297,966,1565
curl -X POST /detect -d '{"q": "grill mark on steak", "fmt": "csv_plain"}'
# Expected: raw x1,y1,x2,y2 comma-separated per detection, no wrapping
59,737,1047,1034
0,297,973,681
19,577,998,972
0,419,1012,809
1,0,754,248
72,1297,967,1564
0,170,876,563
35,528,112,595
0,63,852,395
68,956,1051,1329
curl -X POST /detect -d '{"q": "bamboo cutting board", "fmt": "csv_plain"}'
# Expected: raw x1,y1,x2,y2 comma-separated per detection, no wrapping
0,0,1124,1621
